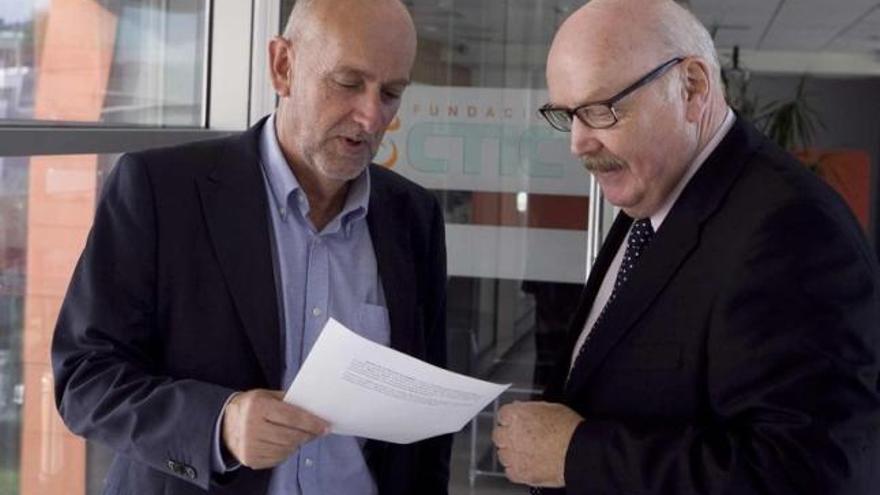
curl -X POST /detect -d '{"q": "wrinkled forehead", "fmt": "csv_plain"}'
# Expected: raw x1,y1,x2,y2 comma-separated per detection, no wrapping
546,20,662,106
547,45,651,106
300,4,416,80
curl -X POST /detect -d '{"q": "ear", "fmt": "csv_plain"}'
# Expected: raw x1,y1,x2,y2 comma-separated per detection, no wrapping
680,58,712,122
268,36,294,97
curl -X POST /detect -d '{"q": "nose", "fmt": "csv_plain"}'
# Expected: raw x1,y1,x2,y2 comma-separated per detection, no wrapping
352,91,388,135
569,117,603,157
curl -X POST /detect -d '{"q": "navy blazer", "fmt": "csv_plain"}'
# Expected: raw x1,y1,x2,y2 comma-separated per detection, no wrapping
51,118,451,494
543,118,880,494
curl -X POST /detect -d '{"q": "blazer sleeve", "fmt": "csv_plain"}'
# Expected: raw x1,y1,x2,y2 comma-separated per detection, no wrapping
563,199,880,495
51,154,235,490
413,195,453,494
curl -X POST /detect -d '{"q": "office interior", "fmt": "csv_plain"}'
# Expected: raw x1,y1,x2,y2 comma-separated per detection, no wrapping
0,0,878,493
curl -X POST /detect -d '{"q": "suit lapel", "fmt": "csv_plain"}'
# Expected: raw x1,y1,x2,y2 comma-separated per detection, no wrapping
367,168,420,357
565,117,760,397
565,211,701,395
563,214,631,363
197,119,282,388
543,214,631,400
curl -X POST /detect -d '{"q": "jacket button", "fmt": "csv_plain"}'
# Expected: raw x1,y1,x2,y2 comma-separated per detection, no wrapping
184,466,197,479
166,460,179,473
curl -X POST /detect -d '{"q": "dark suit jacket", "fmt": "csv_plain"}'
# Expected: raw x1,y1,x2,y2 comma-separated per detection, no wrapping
51,118,451,494
543,118,880,494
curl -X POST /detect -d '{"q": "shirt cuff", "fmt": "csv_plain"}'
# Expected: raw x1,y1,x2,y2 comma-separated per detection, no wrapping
212,391,242,473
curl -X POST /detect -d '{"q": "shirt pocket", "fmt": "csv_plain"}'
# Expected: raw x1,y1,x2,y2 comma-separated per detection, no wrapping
357,302,391,347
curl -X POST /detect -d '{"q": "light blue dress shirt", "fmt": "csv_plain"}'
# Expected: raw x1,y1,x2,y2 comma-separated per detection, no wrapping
212,115,389,495
262,114,389,495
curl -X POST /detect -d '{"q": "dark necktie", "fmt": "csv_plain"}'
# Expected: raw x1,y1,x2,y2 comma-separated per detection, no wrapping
530,221,655,495
569,218,655,373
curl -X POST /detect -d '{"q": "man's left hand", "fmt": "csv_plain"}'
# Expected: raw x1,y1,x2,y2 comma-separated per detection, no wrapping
491,401,583,487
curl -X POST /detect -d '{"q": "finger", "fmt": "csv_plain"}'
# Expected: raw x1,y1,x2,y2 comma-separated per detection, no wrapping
491,425,508,448
238,446,282,470
248,439,302,467
264,412,328,437
496,447,510,467
245,451,283,470
253,429,309,449
267,390,286,400
264,401,330,435
235,415,315,457
496,407,510,426
252,442,290,462
497,403,519,426
255,424,316,449
501,456,531,485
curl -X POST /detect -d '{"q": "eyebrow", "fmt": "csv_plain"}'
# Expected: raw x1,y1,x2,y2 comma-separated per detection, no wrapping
564,84,622,109
332,66,410,88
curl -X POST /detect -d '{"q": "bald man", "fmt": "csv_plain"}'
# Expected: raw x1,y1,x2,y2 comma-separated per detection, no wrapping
492,1,880,494
52,1,451,494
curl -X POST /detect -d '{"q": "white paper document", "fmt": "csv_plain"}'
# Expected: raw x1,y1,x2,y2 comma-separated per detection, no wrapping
283,318,510,444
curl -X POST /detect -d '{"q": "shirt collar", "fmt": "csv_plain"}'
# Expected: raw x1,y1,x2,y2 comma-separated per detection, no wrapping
649,107,735,231
259,114,370,235
260,114,301,220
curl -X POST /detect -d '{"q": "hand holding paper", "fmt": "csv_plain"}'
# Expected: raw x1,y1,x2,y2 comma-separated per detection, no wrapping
222,389,329,469
283,318,510,444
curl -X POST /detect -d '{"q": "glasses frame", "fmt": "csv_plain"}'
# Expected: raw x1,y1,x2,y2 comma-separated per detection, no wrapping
539,56,686,132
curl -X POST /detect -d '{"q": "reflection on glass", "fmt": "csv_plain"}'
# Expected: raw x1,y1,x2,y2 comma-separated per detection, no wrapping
0,156,27,495
401,1,589,492
0,153,119,495
0,0,206,127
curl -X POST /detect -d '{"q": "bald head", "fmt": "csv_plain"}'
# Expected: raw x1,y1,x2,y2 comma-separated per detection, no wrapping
267,0,417,195
544,0,731,219
284,0,416,50
548,0,722,101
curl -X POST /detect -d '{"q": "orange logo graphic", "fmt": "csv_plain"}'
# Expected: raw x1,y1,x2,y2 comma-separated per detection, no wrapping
378,116,401,168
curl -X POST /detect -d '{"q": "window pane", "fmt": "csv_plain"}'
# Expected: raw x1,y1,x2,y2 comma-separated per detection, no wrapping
0,0,207,127
395,2,589,492
0,152,118,495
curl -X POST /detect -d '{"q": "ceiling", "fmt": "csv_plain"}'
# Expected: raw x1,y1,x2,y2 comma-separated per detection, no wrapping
404,0,880,74
695,0,880,53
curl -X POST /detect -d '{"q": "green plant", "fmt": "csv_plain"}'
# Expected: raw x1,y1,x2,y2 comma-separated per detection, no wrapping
718,43,825,168
721,58,825,171
755,76,824,153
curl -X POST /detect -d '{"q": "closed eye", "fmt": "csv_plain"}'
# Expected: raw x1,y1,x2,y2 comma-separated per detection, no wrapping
334,79,361,90
382,90,403,101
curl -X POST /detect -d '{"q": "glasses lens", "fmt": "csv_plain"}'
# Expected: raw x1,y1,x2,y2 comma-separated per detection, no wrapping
542,108,572,131
577,105,616,129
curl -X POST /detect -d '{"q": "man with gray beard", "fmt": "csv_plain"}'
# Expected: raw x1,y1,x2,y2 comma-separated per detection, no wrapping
492,0,880,494
52,1,451,494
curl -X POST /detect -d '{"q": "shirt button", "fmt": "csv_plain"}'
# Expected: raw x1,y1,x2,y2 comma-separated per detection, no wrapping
304,458,314,467
312,307,322,317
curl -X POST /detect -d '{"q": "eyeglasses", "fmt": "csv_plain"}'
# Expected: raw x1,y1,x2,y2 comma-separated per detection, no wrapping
539,56,685,132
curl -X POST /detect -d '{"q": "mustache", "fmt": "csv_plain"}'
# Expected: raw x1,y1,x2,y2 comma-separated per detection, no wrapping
581,154,626,173
333,125,377,143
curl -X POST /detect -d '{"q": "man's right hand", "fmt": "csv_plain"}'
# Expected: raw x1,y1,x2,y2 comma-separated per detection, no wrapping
221,389,329,469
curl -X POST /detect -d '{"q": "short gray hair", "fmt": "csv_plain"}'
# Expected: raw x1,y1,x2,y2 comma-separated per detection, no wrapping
282,0,318,41
282,0,410,41
656,2,723,87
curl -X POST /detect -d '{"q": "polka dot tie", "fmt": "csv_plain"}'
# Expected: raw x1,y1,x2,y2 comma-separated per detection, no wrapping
568,218,655,374
614,218,655,294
